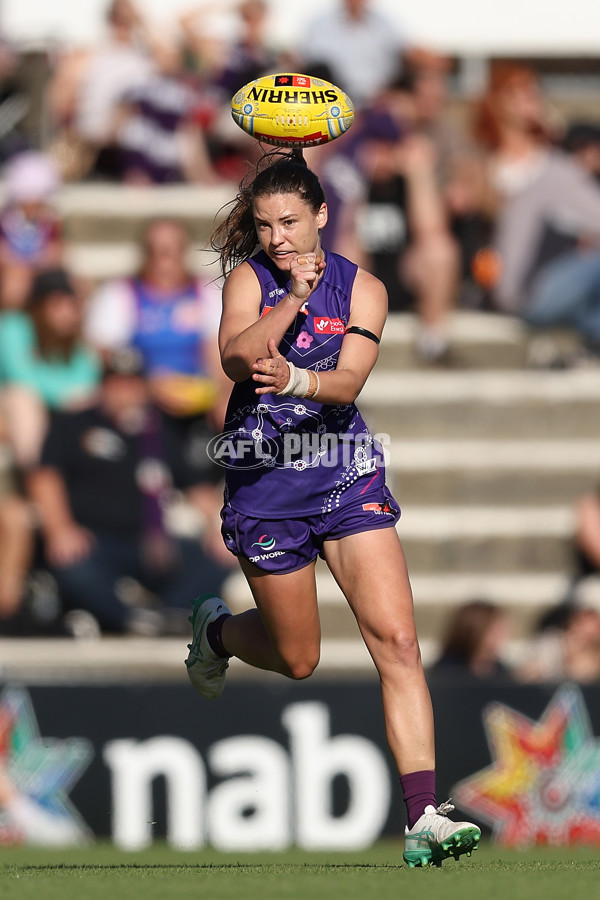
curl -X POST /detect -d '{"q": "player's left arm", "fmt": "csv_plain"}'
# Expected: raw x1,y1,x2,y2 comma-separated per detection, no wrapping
315,268,387,404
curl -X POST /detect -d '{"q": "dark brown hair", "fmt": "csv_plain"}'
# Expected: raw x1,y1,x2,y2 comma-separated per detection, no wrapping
439,600,504,664
210,149,326,278
30,300,80,362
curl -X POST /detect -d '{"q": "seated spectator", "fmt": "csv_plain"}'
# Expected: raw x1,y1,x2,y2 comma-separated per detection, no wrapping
320,70,459,361
47,0,176,181
574,485,600,582
428,600,513,680
179,0,276,181
0,423,32,621
181,0,276,97
562,121,600,183
0,37,30,164
110,45,218,185
0,152,63,309
518,579,600,684
0,268,101,470
85,218,229,469
472,64,600,354
28,349,232,636
300,0,408,109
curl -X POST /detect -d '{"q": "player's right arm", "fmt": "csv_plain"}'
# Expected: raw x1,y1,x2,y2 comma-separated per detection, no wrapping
219,261,306,382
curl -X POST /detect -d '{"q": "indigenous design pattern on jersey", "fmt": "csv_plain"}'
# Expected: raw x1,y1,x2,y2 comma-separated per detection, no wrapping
223,250,386,517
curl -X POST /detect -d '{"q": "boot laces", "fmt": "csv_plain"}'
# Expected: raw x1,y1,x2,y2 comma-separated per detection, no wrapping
435,799,455,817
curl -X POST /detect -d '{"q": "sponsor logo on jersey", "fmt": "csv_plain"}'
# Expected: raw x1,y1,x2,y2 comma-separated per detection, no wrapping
313,317,345,334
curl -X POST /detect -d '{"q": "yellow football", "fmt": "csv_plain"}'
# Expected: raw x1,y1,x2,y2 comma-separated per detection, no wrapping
231,73,354,148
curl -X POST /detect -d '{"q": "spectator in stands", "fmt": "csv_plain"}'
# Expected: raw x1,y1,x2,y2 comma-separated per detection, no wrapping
0,37,30,164
0,268,101,470
28,348,232,636
428,600,513,680
473,64,600,354
0,152,63,309
518,578,600,683
320,69,459,361
562,121,600,183
47,0,176,181
0,430,32,620
300,0,408,109
179,0,275,181
181,0,276,97
574,485,600,581
85,219,229,472
110,44,218,185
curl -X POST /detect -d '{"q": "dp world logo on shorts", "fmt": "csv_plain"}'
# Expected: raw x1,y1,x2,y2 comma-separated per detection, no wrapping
207,429,278,469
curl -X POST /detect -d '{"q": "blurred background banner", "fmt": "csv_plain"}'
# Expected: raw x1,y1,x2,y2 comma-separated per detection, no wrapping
3,679,600,849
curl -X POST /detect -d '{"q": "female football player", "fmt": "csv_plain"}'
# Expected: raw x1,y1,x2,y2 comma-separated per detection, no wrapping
185,150,480,867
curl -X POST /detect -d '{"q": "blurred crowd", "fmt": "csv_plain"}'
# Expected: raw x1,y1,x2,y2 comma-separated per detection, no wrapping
0,0,599,672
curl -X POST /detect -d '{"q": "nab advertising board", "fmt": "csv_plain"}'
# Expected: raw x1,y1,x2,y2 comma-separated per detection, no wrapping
2,678,600,850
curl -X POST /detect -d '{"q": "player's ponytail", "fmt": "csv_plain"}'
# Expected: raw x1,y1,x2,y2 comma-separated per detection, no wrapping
211,148,325,278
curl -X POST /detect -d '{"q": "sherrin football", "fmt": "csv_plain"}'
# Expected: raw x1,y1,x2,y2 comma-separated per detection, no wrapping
231,73,354,148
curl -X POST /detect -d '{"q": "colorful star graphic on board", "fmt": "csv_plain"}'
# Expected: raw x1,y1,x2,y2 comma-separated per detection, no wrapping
0,686,93,845
453,684,600,847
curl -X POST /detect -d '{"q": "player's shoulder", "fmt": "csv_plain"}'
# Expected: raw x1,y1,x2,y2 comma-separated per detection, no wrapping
354,266,387,297
222,259,261,301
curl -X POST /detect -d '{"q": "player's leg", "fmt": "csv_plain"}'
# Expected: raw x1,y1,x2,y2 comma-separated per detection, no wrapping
186,559,321,698
223,558,321,678
323,526,480,866
324,527,434,774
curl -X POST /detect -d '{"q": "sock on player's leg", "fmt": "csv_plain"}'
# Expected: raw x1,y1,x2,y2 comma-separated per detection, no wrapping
400,769,437,829
207,613,231,659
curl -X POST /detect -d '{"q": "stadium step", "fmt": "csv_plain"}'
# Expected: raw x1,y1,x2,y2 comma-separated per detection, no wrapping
378,312,528,370
386,439,600,505
58,183,231,244
360,368,600,439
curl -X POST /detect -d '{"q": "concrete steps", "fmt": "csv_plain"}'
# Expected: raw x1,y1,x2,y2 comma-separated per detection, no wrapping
386,440,600,505
378,312,529,369
361,369,600,439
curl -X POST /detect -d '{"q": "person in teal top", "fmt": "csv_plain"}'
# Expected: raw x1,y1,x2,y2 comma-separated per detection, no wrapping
0,268,101,468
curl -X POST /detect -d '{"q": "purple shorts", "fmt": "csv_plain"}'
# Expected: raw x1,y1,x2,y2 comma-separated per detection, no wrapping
221,483,401,574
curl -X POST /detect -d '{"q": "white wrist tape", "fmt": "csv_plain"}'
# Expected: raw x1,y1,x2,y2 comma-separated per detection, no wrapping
277,360,311,397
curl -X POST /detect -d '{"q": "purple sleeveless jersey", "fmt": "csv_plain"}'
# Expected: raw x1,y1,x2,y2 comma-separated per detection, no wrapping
222,249,387,518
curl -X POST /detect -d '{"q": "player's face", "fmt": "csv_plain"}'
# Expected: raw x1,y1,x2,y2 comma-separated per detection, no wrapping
253,193,327,270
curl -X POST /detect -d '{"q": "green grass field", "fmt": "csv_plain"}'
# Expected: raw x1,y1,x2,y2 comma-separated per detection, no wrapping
1,841,599,900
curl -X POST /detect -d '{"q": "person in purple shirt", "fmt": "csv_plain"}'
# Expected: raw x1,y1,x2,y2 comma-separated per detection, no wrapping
185,150,479,867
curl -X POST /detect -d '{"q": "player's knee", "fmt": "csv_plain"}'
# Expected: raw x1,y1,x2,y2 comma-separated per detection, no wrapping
387,631,421,669
280,647,320,680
